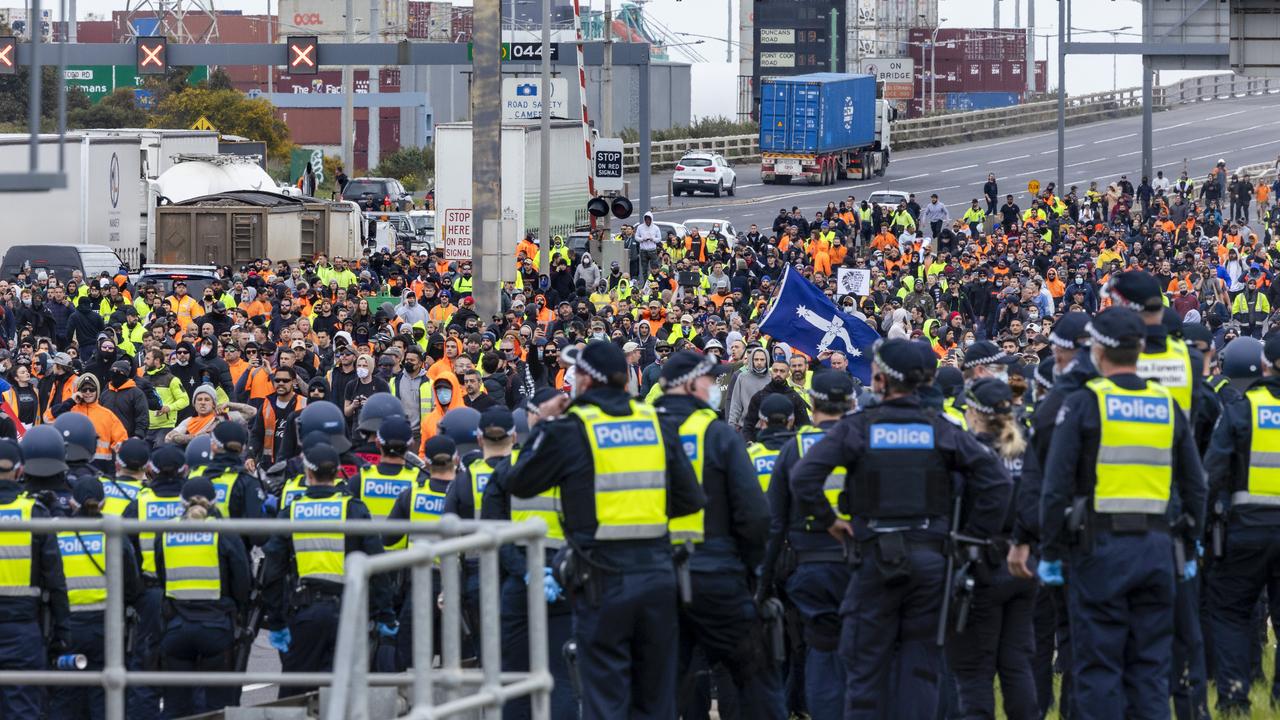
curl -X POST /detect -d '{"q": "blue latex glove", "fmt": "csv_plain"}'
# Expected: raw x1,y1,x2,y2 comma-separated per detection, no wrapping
268,628,291,653
377,622,399,638
1184,559,1198,580
261,494,280,516
1195,540,1204,558
543,566,563,603
1037,559,1065,586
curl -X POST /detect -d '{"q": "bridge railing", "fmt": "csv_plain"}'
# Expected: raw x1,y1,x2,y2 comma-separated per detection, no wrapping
622,74,1280,174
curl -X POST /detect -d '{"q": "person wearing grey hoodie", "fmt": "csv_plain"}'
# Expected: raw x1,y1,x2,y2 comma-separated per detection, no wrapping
574,253,602,292
726,346,772,431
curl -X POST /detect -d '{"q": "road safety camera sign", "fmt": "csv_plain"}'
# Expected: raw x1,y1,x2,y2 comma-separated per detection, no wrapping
501,78,570,121
442,208,473,261
593,138,625,193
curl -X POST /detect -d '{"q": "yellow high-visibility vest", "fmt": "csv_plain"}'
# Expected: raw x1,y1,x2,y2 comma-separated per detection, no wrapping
669,409,716,544
569,401,668,541
1088,377,1174,515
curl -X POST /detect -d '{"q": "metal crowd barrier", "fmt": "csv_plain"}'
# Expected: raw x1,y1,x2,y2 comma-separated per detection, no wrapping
0,515,553,720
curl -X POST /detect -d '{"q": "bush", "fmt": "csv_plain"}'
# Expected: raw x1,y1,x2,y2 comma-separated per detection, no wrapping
373,146,434,192
620,116,758,143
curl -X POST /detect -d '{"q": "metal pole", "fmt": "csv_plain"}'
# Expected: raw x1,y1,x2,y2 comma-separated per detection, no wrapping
67,0,74,42
725,0,731,63
638,60,651,217
472,0,502,320
1014,0,1020,28
480,540,502,719
1056,0,1065,191
1112,33,1117,92
525,538,550,720
603,0,612,136
539,0,551,271
1142,54,1152,182
993,0,999,28
411,545,434,713
1025,0,1034,94
930,28,938,114
56,0,65,172
368,0,381,172
103,517,125,720
343,0,355,173
28,0,41,173
266,0,273,94
829,6,837,72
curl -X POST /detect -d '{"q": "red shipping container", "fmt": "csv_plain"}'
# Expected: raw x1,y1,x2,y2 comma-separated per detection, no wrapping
984,61,1002,92
74,20,114,42
1004,60,1026,93
1035,60,1047,93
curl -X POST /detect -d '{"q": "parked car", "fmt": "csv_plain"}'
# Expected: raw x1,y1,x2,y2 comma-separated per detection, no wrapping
341,177,414,211
0,244,128,281
671,153,737,197
136,264,219,298
651,221,689,242
682,218,739,247
363,212,418,251
866,190,912,212
408,210,435,251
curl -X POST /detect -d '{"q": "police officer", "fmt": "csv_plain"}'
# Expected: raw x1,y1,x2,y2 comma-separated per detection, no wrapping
1203,334,1280,716
480,388,577,720
49,476,144,720
154,472,251,717
1038,307,1206,719
748,395,797,493
109,438,151,515
759,370,856,720
947,378,1038,718
354,411,420,526
654,350,783,719
351,392,407,464
507,340,703,720
0,435,68,716
186,435,213,477
261,441,394,699
188,422,266,532
57,412,106,487
789,339,1011,719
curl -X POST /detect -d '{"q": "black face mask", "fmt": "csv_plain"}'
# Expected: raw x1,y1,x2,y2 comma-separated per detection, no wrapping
769,377,788,388
110,371,129,386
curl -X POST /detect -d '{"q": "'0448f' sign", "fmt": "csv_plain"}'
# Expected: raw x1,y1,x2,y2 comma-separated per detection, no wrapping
443,208,473,261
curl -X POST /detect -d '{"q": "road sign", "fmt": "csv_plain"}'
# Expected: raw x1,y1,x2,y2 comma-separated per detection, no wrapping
287,36,319,75
136,36,167,75
857,57,914,84
442,208,473,261
501,78,570,121
191,116,217,131
593,138,625,193
884,82,914,100
0,37,15,75
1028,179,1041,196
468,42,560,62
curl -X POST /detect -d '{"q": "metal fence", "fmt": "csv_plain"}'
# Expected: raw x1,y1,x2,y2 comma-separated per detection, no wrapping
0,515,552,720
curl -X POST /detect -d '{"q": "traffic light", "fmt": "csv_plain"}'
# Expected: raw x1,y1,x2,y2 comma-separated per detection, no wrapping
136,36,167,75
610,196,633,219
287,36,319,75
587,197,609,218
587,196,634,220
0,37,15,76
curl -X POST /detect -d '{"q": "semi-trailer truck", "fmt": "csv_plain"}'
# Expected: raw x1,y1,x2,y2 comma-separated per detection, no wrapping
759,73,893,185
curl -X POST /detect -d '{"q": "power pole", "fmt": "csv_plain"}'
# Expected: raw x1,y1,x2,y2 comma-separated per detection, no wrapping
539,0,551,272
725,0,732,63
342,0,354,173
993,0,999,28
472,0,502,319
1025,0,1034,94
368,0,380,171
603,0,613,136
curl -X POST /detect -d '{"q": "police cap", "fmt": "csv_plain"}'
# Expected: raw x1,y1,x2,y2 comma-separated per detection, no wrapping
150,444,188,475
1086,307,1146,349
212,421,248,450
933,366,964,396
72,476,105,507
961,341,1016,370
574,340,627,385
303,442,341,476
759,394,795,422
478,408,515,434
20,426,66,476
1105,271,1164,312
0,439,21,473
658,350,729,389
874,338,934,385
965,378,1014,415
117,438,151,470
181,476,216,502
1049,311,1092,350
423,435,457,461
301,430,331,451
526,387,565,413
1034,357,1055,390
377,415,413,448
1181,321,1213,351
809,369,854,403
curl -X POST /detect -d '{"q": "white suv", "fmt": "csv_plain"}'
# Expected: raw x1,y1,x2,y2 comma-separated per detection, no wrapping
672,153,737,198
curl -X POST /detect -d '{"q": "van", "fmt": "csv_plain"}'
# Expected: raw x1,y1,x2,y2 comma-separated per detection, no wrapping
0,244,127,283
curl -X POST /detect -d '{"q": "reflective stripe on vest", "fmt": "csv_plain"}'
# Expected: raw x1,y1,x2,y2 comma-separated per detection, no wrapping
468,458,496,520
1088,377,1174,515
0,498,39,597
136,489,185,574
669,409,716,544
162,528,221,601
747,442,780,493
570,401,668,541
57,531,107,611
359,465,419,520
1232,387,1280,507
1137,339,1193,417
508,448,565,548
291,495,350,583
796,426,850,521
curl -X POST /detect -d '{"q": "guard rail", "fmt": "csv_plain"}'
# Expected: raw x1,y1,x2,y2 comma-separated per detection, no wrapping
622,74,1280,174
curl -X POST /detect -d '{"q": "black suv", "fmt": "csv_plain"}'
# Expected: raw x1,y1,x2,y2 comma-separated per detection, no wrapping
341,177,414,211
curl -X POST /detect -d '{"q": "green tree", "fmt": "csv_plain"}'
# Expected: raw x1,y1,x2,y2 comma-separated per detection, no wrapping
205,67,234,91
68,87,148,129
373,146,434,191
0,66,75,125
149,88,291,157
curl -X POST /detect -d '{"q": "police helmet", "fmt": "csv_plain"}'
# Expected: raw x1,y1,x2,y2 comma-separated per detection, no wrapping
438,406,481,449
1221,337,1265,381
53,412,98,464
186,435,213,469
298,401,352,453
357,392,406,433
20,426,68,476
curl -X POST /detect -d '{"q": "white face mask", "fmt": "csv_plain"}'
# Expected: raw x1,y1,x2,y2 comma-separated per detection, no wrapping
706,383,723,410
355,367,370,380
200,345,212,357
437,388,453,405
990,367,1009,383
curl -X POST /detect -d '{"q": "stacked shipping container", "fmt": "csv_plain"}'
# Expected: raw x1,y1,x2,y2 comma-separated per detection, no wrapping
905,27,1047,116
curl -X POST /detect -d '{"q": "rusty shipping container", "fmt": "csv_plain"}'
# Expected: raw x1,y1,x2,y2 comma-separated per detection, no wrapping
154,199,334,266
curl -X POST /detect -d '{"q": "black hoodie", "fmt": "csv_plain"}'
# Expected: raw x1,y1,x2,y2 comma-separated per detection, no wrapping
195,335,234,398
169,341,201,417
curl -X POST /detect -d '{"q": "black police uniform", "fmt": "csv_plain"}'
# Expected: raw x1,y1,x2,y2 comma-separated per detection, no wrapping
789,343,1011,720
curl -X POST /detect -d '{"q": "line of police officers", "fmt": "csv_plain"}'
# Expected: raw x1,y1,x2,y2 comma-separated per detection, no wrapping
4,266,1280,719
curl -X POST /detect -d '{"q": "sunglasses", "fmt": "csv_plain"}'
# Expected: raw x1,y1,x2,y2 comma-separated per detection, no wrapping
273,377,292,384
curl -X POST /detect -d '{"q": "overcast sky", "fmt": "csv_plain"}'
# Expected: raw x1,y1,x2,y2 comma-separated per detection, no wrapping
68,0,1217,120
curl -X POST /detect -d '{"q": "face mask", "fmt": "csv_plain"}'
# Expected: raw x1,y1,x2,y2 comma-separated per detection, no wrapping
355,367,370,380
200,345,213,357
174,357,188,366
437,387,453,405
990,367,1009,383
706,383,723,409
20,298,30,306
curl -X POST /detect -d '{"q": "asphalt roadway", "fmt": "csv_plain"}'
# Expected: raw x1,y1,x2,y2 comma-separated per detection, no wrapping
637,92,1280,232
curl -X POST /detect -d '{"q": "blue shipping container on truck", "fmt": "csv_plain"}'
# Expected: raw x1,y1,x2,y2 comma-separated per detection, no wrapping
758,73,877,154
944,91,1020,112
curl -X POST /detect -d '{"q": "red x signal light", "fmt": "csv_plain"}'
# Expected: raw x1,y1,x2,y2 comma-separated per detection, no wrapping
136,36,167,75
287,36,319,75
0,37,15,75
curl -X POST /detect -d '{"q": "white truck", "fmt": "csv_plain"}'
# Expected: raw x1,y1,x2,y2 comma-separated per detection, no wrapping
433,120,592,248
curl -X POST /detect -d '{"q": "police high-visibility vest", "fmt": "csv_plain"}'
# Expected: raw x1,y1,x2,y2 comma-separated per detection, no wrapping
795,425,850,521
358,465,419,520
162,527,221,601
194,468,241,519
508,449,567,548
943,396,969,430
1088,377,1174,515
468,458,496,520
1137,338,1194,417
1233,387,1280,507
100,477,142,517
569,400,668,541
57,530,107,611
281,475,307,509
0,497,39,597
669,408,716,544
291,494,350,583
747,442,780,493
136,489,185,574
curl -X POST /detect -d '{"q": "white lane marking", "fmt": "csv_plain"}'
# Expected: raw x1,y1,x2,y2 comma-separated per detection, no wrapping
940,164,979,172
1012,167,1054,177
649,182,886,215
1066,158,1107,168
1154,121,1194,132
1093,133,1136,144
242,683,275,692
1042,144,1082,154
987,154,1031,164
923,185,960,192
1117,150,1141,157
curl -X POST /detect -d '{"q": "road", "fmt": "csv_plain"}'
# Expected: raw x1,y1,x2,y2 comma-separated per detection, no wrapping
631,92,1280,231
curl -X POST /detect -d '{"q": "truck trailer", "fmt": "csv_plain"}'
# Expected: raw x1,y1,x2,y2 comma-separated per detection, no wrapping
758,73,893,185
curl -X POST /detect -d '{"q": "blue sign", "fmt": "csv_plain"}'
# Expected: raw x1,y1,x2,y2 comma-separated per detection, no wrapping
364,478,412,500
133,89,155,111
1104,395,1170,424
414,493,445,516
131,18,160,37
869,423,935,450
293,501,344,521
593,421,659,449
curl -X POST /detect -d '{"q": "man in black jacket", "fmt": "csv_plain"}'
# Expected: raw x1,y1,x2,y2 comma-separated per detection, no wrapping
66,296,104,355
743,360,811,442
102,359,149,439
